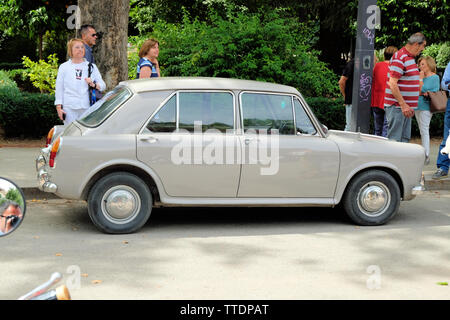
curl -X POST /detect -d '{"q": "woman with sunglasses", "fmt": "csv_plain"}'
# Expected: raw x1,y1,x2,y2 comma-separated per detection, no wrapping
54,38,106,125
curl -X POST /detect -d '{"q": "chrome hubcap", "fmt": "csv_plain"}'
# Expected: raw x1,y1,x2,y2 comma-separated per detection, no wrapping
101,185,141,224
357,182,390,217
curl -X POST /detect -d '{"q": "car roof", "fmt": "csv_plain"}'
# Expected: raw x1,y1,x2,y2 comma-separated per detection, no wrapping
120,77,300,95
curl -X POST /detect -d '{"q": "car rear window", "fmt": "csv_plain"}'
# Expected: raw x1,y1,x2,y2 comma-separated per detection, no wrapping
78,86,132,127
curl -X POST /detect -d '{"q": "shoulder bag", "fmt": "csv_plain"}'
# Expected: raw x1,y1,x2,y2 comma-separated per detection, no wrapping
428,90,448,113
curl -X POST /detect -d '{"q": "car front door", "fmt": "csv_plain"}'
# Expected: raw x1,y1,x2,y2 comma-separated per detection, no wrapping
137,91,241,197
237,93,340,198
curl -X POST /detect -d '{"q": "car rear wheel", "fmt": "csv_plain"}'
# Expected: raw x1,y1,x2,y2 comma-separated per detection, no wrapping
343,170,401,226
87,172,152,234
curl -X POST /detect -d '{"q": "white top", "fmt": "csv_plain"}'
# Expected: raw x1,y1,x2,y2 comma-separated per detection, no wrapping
55,59,106,109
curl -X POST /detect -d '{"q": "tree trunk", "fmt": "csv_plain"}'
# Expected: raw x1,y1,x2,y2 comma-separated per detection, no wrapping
77,0,129,91
38,33,43,60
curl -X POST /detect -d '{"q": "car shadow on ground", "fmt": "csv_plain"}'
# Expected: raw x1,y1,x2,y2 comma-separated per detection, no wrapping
139,205,371,238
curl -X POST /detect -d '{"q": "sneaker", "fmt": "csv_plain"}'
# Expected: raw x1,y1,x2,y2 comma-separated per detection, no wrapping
432,168,448,180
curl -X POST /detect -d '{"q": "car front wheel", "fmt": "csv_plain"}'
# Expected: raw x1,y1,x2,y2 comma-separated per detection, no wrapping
87,172,152,234
343,170,401,226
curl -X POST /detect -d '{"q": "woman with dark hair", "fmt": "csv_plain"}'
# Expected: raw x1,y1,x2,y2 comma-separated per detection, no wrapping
137,39,160,79
371,46,398,137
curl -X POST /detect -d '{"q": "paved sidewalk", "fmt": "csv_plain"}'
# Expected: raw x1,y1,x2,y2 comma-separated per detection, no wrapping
0,147,59,199
416,139,450,191
0,139,449,199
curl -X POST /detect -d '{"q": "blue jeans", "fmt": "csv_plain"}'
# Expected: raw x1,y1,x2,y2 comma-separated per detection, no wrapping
372,107,388,137
345,104,352,131
385,105,412,142
436,98,450,173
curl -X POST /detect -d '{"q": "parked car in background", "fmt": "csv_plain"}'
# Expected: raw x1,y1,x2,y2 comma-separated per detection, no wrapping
37,77,425,234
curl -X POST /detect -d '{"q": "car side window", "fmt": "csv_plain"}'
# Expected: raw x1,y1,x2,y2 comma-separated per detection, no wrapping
178,92,234,133
293,98,316,135
146,95,176,132
241,93,295,135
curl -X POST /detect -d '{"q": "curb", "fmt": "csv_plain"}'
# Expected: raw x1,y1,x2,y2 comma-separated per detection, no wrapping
424,175,450,191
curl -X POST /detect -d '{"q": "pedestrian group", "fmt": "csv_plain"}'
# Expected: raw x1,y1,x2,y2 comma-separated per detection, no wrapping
54,25,160,126
340,32,449,180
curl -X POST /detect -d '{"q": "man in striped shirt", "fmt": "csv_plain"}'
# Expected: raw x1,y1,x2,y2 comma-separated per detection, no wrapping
384,33,426,142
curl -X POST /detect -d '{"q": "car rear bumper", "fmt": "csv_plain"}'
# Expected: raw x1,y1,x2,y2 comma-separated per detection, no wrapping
36,148,58,193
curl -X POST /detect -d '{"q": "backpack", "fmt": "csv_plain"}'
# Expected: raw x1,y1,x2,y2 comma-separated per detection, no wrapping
88,62,97,106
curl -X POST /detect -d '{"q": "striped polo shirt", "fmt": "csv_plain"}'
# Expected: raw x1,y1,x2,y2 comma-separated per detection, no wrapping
384,47,420,109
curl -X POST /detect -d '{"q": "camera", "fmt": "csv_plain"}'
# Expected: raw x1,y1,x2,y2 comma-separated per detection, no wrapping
2,215,19,228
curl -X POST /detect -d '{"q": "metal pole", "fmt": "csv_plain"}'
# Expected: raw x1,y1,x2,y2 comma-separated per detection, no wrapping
350,0,379,133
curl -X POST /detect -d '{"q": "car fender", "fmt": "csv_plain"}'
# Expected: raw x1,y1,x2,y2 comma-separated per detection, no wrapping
333,161,405,204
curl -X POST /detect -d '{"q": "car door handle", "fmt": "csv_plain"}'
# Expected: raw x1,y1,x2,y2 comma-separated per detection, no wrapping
140,136,158,143
244,138,259,145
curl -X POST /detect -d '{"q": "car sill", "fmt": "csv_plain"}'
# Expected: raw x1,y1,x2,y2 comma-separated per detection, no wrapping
155,197,336,207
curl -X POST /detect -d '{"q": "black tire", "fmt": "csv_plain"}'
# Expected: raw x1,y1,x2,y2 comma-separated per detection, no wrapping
87,172,152,234
343,170,401,226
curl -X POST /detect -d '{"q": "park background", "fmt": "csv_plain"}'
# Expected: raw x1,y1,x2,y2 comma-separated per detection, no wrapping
0,0,448,139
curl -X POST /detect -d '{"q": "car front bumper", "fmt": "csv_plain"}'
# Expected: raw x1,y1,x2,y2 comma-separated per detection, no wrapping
411,184,425,195
409,173,425,198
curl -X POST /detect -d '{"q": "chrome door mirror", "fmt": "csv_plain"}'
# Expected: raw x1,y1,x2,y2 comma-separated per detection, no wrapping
0,177,26,236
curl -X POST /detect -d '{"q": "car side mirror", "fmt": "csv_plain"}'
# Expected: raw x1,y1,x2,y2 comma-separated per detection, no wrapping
0,177,26,236
321,124,328,134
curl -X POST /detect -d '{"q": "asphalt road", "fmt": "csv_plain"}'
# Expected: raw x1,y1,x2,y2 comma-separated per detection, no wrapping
0,191,449,300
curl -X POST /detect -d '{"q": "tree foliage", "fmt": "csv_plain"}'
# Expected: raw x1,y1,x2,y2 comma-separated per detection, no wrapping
4,188,24,208
422,42,450,69
376,0,449,50
129,0,449,74
132,7,339,97
0,0,75,59
21,54,58,93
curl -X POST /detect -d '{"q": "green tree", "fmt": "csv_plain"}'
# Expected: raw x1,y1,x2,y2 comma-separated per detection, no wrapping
376,0,449,49
0,0,76,60
129,0,449,74
22,53,58,93
136,7,338,97
4,188,23,207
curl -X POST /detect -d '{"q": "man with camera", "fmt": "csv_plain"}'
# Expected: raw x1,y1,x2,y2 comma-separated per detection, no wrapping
0,200,23,235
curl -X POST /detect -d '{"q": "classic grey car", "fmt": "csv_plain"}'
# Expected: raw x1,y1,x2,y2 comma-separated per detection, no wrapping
36,77,425,234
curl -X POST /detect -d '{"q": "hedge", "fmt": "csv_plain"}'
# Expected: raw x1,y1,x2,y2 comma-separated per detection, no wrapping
0,88,446,139
0,86,60,138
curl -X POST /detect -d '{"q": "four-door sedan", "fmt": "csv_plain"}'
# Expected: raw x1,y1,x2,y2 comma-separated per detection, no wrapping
36,77,425,234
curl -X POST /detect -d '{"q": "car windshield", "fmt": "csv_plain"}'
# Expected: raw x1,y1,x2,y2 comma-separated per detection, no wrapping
78,86,132,127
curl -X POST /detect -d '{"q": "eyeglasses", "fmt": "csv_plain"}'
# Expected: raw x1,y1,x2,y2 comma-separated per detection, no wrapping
91,33,98,37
